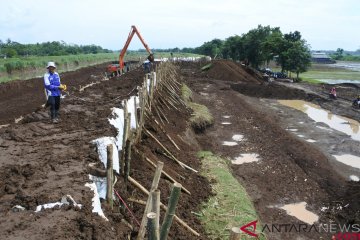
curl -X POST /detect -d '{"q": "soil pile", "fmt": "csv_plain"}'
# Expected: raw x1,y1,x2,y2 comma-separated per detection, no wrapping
203,60,263,83
231,82,320,100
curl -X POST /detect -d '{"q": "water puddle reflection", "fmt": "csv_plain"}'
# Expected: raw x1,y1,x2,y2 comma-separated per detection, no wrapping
222,115,231,119
231,153,260,164
221,122,232,125
232,134,244,141
279,100,360,141
278,202,319,225
222,141,238,146
333,154,360,169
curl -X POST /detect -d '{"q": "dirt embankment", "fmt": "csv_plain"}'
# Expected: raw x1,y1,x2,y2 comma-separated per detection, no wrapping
182,60,360,240
0,64,212,239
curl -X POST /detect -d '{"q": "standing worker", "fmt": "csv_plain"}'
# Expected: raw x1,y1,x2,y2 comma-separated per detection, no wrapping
44,62,66,123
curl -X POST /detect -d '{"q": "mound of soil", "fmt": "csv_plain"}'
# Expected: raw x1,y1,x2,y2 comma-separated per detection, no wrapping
203,60,263,84
231,82,319,100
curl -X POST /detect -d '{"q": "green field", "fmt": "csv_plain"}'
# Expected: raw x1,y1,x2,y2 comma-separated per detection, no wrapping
300,63,360,83
0,52,203,83
269,62,360,84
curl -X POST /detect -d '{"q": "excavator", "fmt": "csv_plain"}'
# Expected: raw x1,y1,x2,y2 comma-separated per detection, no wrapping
107,25,154,76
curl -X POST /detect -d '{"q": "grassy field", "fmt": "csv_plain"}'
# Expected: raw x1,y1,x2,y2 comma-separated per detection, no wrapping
300,63,360,83
198,151,265,239
0,51,203,83
269,62,360,84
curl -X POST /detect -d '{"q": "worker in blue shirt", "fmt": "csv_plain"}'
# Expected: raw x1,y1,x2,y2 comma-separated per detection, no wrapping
43,62,65,123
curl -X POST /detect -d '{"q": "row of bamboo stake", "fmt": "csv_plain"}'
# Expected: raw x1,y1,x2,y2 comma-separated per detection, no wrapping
102,63,200,239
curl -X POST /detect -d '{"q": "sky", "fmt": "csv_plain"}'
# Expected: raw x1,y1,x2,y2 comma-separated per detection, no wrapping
0,0,359,51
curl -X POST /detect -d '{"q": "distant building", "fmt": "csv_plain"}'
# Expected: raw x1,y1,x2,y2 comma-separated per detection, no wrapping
311,52,335,64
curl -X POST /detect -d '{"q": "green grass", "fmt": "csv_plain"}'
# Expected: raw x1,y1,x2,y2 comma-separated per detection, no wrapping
197,151,266,239
181,84,214,130
269,62,360,83
0,53,119,83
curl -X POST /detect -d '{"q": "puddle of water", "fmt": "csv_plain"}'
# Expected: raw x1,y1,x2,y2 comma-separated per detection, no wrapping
222,141,238,146
306,139,317,143
222,115,231,119
231,153,260,164
279,100,360,141
287,128,298,132
333,154,360,169
297,134,305,138
350,175,360,181
232,134,244,141
221,122,232,125
0,124,10,129
199,92,209,96
279,202,319,225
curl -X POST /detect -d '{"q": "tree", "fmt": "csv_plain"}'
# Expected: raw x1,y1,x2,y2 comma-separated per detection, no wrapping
333,48,344,60
284,40,312,79
195,39,223,58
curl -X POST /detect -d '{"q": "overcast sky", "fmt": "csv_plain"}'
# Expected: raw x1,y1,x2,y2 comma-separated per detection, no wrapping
1,0,359,51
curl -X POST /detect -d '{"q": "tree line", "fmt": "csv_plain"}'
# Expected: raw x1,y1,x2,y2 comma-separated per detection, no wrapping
173,25,312,79
0,39,112,58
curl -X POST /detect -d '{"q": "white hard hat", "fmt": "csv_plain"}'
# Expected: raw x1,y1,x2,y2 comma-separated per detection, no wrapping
47,62,56,68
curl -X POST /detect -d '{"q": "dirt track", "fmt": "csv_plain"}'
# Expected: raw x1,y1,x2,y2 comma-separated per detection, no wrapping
0,60,359,239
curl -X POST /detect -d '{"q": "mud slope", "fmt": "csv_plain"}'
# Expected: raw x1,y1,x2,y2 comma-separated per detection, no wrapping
0,64,211,240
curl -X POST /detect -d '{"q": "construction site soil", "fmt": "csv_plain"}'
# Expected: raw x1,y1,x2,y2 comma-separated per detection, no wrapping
0,59,359,240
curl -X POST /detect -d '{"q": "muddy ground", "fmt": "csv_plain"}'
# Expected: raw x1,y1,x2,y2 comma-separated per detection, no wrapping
0,60,359,240
0,63,211,240
182,60,360,239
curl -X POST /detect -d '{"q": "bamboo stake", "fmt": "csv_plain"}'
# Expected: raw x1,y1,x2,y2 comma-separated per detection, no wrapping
128,177,199,237
133,148,191,195
154,103,169,124
137,162,164,240
147,212,158,240
134,94,138,130
106,144,113,209
144,128,198,173
154,103,165,125
145,111,180,151
151,190,160,240
121,103,129,176
124,139,132,182
229,227,241,240
160,183,182,240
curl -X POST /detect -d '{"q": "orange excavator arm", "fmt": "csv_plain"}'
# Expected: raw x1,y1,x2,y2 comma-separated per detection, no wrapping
119,25,154,70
